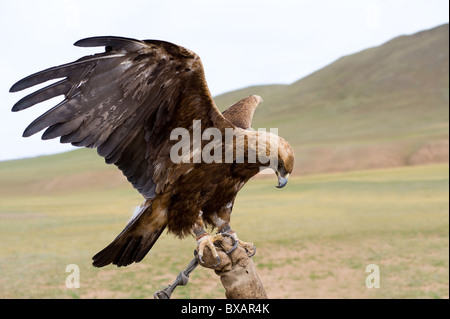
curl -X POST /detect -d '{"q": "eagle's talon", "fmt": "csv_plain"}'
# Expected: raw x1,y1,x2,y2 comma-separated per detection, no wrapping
217,227,256,257
196,233,222,268
212,256,221,268
221,232,239,254
197,252,221,268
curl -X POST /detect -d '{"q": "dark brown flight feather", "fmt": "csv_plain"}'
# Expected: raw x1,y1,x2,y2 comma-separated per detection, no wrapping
10,36,230,199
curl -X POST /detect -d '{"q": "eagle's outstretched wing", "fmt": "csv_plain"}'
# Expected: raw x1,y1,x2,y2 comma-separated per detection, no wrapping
222,95,262,130
10,36,231,198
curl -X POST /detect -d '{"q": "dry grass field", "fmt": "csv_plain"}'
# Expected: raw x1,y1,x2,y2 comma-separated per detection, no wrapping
0,149,447,298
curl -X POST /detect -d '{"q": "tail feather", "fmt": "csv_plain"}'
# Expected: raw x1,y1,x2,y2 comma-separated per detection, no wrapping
92,226,165,267
92,202,166,268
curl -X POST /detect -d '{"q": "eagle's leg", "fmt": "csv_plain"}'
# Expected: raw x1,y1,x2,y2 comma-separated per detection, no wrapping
213,213,256,257
193,214,222,267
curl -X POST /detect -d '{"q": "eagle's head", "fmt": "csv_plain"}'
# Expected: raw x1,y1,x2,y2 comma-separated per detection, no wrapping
256,131,295,188
274,136,294,188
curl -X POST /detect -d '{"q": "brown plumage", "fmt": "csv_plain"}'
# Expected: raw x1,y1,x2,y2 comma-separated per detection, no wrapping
10,36,294,267
222,95,262,129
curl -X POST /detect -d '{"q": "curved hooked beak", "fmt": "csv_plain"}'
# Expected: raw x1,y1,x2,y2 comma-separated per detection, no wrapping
276,171,289,188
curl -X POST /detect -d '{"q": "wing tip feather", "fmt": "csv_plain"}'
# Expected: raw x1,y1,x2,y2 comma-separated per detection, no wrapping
74,36,144,49
10,81,27,93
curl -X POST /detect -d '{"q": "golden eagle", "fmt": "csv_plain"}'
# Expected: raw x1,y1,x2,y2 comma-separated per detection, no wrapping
10,36,294,267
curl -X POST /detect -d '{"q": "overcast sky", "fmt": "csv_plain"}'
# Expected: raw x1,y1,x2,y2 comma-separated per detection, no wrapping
0,0,448,161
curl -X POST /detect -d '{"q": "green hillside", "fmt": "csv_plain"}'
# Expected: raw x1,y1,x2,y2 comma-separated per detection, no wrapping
215,24,449,175
0,148,124,196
